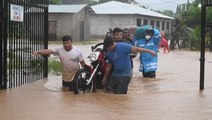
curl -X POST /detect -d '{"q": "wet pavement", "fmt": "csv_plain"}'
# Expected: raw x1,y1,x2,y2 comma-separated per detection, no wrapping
1,44,212,120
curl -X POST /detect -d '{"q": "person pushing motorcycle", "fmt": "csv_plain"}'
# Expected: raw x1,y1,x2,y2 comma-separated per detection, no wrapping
102,36,156,94
32,35,85,91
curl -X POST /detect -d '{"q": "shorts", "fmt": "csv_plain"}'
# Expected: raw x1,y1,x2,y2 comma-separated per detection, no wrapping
62,80,74,91
106,75,130,94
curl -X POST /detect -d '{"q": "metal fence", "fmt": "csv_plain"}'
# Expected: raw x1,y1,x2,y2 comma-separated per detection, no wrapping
0,0,48,89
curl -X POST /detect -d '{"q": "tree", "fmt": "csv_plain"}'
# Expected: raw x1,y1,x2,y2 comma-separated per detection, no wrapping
49,0,61,4
171,0,212,51
161,10,174,17
98,0,136,4
60,0,97,4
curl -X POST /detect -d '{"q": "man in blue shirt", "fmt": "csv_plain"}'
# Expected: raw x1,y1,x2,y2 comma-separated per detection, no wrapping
102,36,156,94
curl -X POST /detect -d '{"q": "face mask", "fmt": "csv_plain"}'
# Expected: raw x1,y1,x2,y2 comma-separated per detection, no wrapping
145,35,151,40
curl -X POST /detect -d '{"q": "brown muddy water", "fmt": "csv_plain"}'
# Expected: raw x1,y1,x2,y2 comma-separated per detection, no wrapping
1,44,212,120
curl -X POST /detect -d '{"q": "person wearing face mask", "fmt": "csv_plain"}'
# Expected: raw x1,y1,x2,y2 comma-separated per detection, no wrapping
134,25,161,78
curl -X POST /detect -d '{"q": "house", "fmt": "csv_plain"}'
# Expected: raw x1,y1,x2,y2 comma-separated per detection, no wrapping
89,1,174,38
48,4,90,41
47,1,174,41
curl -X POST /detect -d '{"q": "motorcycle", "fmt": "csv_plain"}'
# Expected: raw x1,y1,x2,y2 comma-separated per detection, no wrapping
73,42,107,94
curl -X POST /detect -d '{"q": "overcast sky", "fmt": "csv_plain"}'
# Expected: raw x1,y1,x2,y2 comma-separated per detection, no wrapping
135,0,195,12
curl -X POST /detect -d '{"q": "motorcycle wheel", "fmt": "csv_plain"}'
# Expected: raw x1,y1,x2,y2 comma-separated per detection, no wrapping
74,69,93,94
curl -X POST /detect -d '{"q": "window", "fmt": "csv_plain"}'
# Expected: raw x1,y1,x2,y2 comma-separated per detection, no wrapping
143,19,148,25
162,21,165,30
136,18,141,27
156,21,160,29
166,22,170,31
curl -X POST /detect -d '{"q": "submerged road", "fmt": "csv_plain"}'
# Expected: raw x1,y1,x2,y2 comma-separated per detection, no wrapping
0,44,212,120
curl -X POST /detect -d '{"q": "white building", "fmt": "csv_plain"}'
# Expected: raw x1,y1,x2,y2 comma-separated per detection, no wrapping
47,1,174,40
89,1,174,38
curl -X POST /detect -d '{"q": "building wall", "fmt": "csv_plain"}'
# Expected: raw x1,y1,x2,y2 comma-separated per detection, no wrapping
48,11,172,40
90,14,173,39
90,14,136,38
48,9,90,41
49,13,73,41
84,7,91,40
72,8,90,41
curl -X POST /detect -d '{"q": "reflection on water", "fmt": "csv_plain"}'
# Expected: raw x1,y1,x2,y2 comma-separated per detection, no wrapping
44,80,62,92
43,75,62,92
1,48,212,120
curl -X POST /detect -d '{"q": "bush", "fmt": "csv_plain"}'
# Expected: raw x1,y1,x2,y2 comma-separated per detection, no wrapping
48,59,61,75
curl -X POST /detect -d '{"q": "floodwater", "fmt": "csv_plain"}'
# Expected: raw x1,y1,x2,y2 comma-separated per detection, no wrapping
1,44,212,120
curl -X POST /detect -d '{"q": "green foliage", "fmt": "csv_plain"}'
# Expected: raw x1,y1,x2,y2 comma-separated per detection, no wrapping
193,26,201,40
172,0,212,50
28,59,43,74
183,5,201,28
27,0,49,4
161,10,174,17
61,0,97,4
49,0,61,4
7,50,21,69
190,26,201,50
7,49,43,74
98,0,132,3
48,59,62,75
60,0,136,4
206,8,212,25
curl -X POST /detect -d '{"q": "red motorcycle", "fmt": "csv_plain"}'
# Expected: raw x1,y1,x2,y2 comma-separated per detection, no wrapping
73,42,107,94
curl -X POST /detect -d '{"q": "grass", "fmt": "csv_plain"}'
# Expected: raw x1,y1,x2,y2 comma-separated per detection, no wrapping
48,59,62,75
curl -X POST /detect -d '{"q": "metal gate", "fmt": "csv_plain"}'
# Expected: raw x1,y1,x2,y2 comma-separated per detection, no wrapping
0,0,48,89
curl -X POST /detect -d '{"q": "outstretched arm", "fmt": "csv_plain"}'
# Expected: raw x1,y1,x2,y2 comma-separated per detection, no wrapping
131,47,156,56
32,49,54,56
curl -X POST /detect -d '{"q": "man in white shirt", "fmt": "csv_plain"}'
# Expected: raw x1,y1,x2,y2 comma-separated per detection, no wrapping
32,35,85,91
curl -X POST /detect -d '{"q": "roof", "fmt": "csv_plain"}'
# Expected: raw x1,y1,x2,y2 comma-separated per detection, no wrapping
91,1,173,19
49,4,87,13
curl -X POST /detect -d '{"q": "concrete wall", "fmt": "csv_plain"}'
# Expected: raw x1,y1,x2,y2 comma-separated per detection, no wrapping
49,13,73,40
48,8,90,41
90,14,136,38
90,14,173,39
72,8,90,41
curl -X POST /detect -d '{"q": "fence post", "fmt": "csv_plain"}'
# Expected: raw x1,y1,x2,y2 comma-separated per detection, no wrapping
0,0,3,89
43,6,48,78
0,0,8,89
200,5,206,90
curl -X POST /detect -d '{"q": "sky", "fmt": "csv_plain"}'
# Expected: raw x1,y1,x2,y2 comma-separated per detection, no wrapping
135,0,195,12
